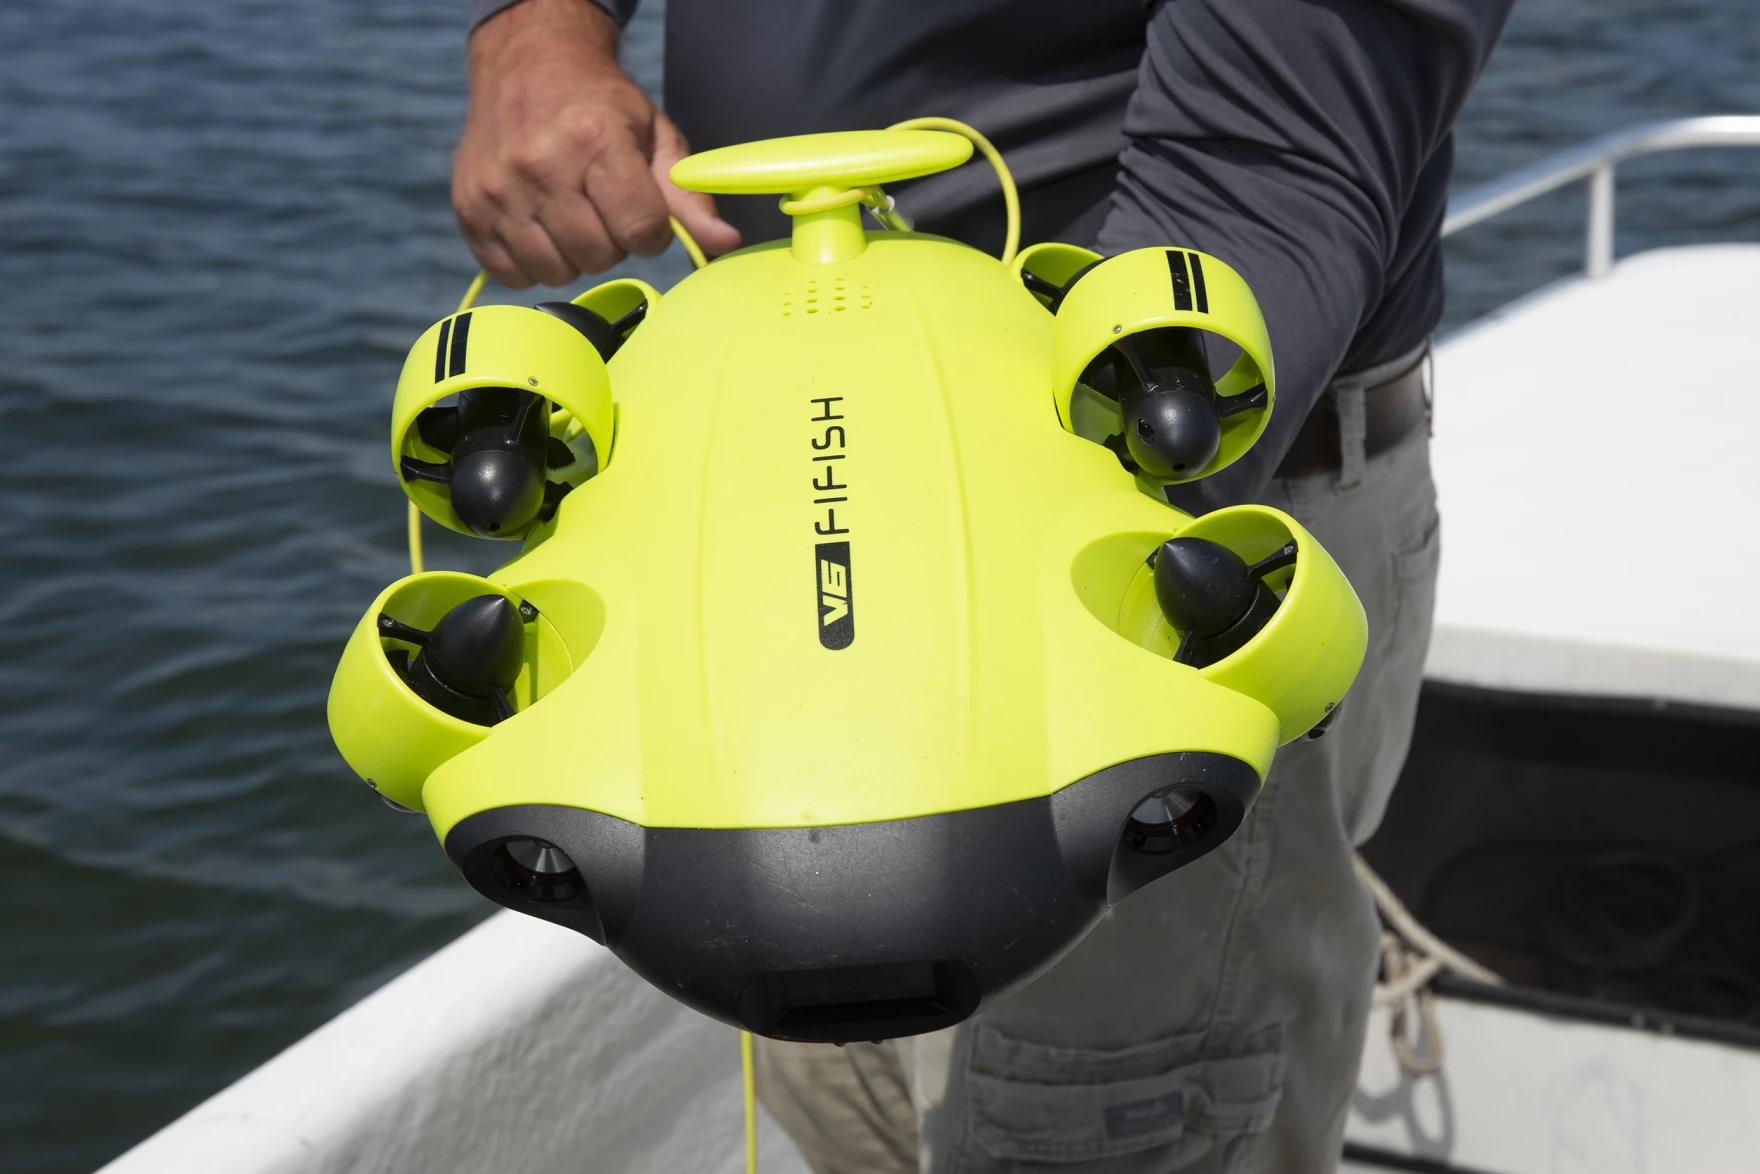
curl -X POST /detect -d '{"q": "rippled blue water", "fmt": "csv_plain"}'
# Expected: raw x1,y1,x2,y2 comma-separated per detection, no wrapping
2,1,1756,1169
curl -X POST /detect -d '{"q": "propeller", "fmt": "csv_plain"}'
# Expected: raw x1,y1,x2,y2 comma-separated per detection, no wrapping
378,594,529,725
401,300,645,539
403,387,571,538
1019,258,1101,313
1153,535,1297,668
536,298,647,361
1085,327,1268,481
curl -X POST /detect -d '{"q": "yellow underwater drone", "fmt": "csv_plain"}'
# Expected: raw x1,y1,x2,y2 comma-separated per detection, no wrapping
329,125,1367,1043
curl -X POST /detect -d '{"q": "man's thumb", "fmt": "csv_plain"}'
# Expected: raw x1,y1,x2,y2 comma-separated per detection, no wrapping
651,113,742,258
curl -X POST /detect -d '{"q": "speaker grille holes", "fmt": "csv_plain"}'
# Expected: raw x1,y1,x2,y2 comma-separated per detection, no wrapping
784,282,871,316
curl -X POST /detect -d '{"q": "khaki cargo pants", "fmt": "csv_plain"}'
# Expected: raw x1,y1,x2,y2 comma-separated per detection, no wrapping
757,352,1440,1173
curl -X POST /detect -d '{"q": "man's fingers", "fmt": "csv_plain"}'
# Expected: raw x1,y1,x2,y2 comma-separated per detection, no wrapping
662,186,743,259
581,134,675,259
651,114,742,257
498,217,580,288
473,236,529,291
454,187,530,289
537,191,624,276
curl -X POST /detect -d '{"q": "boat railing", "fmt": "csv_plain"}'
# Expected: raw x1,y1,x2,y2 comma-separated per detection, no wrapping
1442,114,1760,277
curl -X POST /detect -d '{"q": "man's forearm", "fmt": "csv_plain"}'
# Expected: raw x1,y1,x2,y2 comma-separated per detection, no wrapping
1099,0,1514,506
452,0,738,286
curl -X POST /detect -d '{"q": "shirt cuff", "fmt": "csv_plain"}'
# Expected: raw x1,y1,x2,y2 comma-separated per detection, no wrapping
467,0,638,35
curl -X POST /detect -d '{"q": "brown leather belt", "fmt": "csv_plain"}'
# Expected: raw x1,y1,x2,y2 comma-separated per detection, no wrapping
1274,351,1430,479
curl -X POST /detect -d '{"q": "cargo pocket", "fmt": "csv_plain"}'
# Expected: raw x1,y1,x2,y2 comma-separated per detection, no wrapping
964,1023,1285,1167
1389,505,1440,640
1345,494,1441,844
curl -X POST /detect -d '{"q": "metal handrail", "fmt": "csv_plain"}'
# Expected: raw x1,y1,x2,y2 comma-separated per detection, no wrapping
1441,114,1760,277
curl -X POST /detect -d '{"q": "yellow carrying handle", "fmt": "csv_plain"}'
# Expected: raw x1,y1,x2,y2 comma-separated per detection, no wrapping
670,128,972,196
671,120,1019,266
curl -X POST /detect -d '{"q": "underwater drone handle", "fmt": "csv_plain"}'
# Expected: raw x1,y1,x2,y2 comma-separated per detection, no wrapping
670,129,974,197
671,127,1015,265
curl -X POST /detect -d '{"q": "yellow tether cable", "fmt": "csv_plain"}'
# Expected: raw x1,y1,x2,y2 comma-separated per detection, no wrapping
887,116,1020,265
670,214,708,269
741,1029,759,1173
778,185,882,216
405,497,424,575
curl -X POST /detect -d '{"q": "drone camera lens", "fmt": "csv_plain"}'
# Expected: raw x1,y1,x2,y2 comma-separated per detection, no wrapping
489,836,586,904
1124,788,1217,856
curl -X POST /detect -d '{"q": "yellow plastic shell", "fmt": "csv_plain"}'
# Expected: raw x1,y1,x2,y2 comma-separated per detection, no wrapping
327,127,1375,1048
387,232,1342,844
1052,248,1275,482
391,304,614,536
338,141,1365,846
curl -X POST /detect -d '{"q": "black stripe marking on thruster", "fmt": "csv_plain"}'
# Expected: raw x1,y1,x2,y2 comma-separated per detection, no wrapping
448,311,472,377
1187,252,1209,313
1168,250,1193,312
433,318,452,382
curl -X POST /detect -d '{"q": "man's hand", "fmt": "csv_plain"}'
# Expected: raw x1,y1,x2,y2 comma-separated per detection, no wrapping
453,0,740,288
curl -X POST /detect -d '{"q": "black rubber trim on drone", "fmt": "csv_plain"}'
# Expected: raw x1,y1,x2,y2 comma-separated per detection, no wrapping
433,317,452,383
1167,249,1193,312
445,751,1259,1043
1340,1142,1509,1174
448,311,472,377
1187,251,1210,313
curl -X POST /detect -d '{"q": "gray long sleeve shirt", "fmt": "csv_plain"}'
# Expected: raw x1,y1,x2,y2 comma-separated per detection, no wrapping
468,0,1514,504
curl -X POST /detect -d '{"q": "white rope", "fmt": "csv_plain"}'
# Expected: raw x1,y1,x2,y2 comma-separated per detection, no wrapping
1355,853,1502,1077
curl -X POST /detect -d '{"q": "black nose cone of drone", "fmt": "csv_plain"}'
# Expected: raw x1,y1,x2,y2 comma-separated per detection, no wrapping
1103,327,1228,480
1154,536,1286,668
449,446,547,537
1124,378,1223,480
402,388,556,539
386,594,526,726
426,594,525,692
